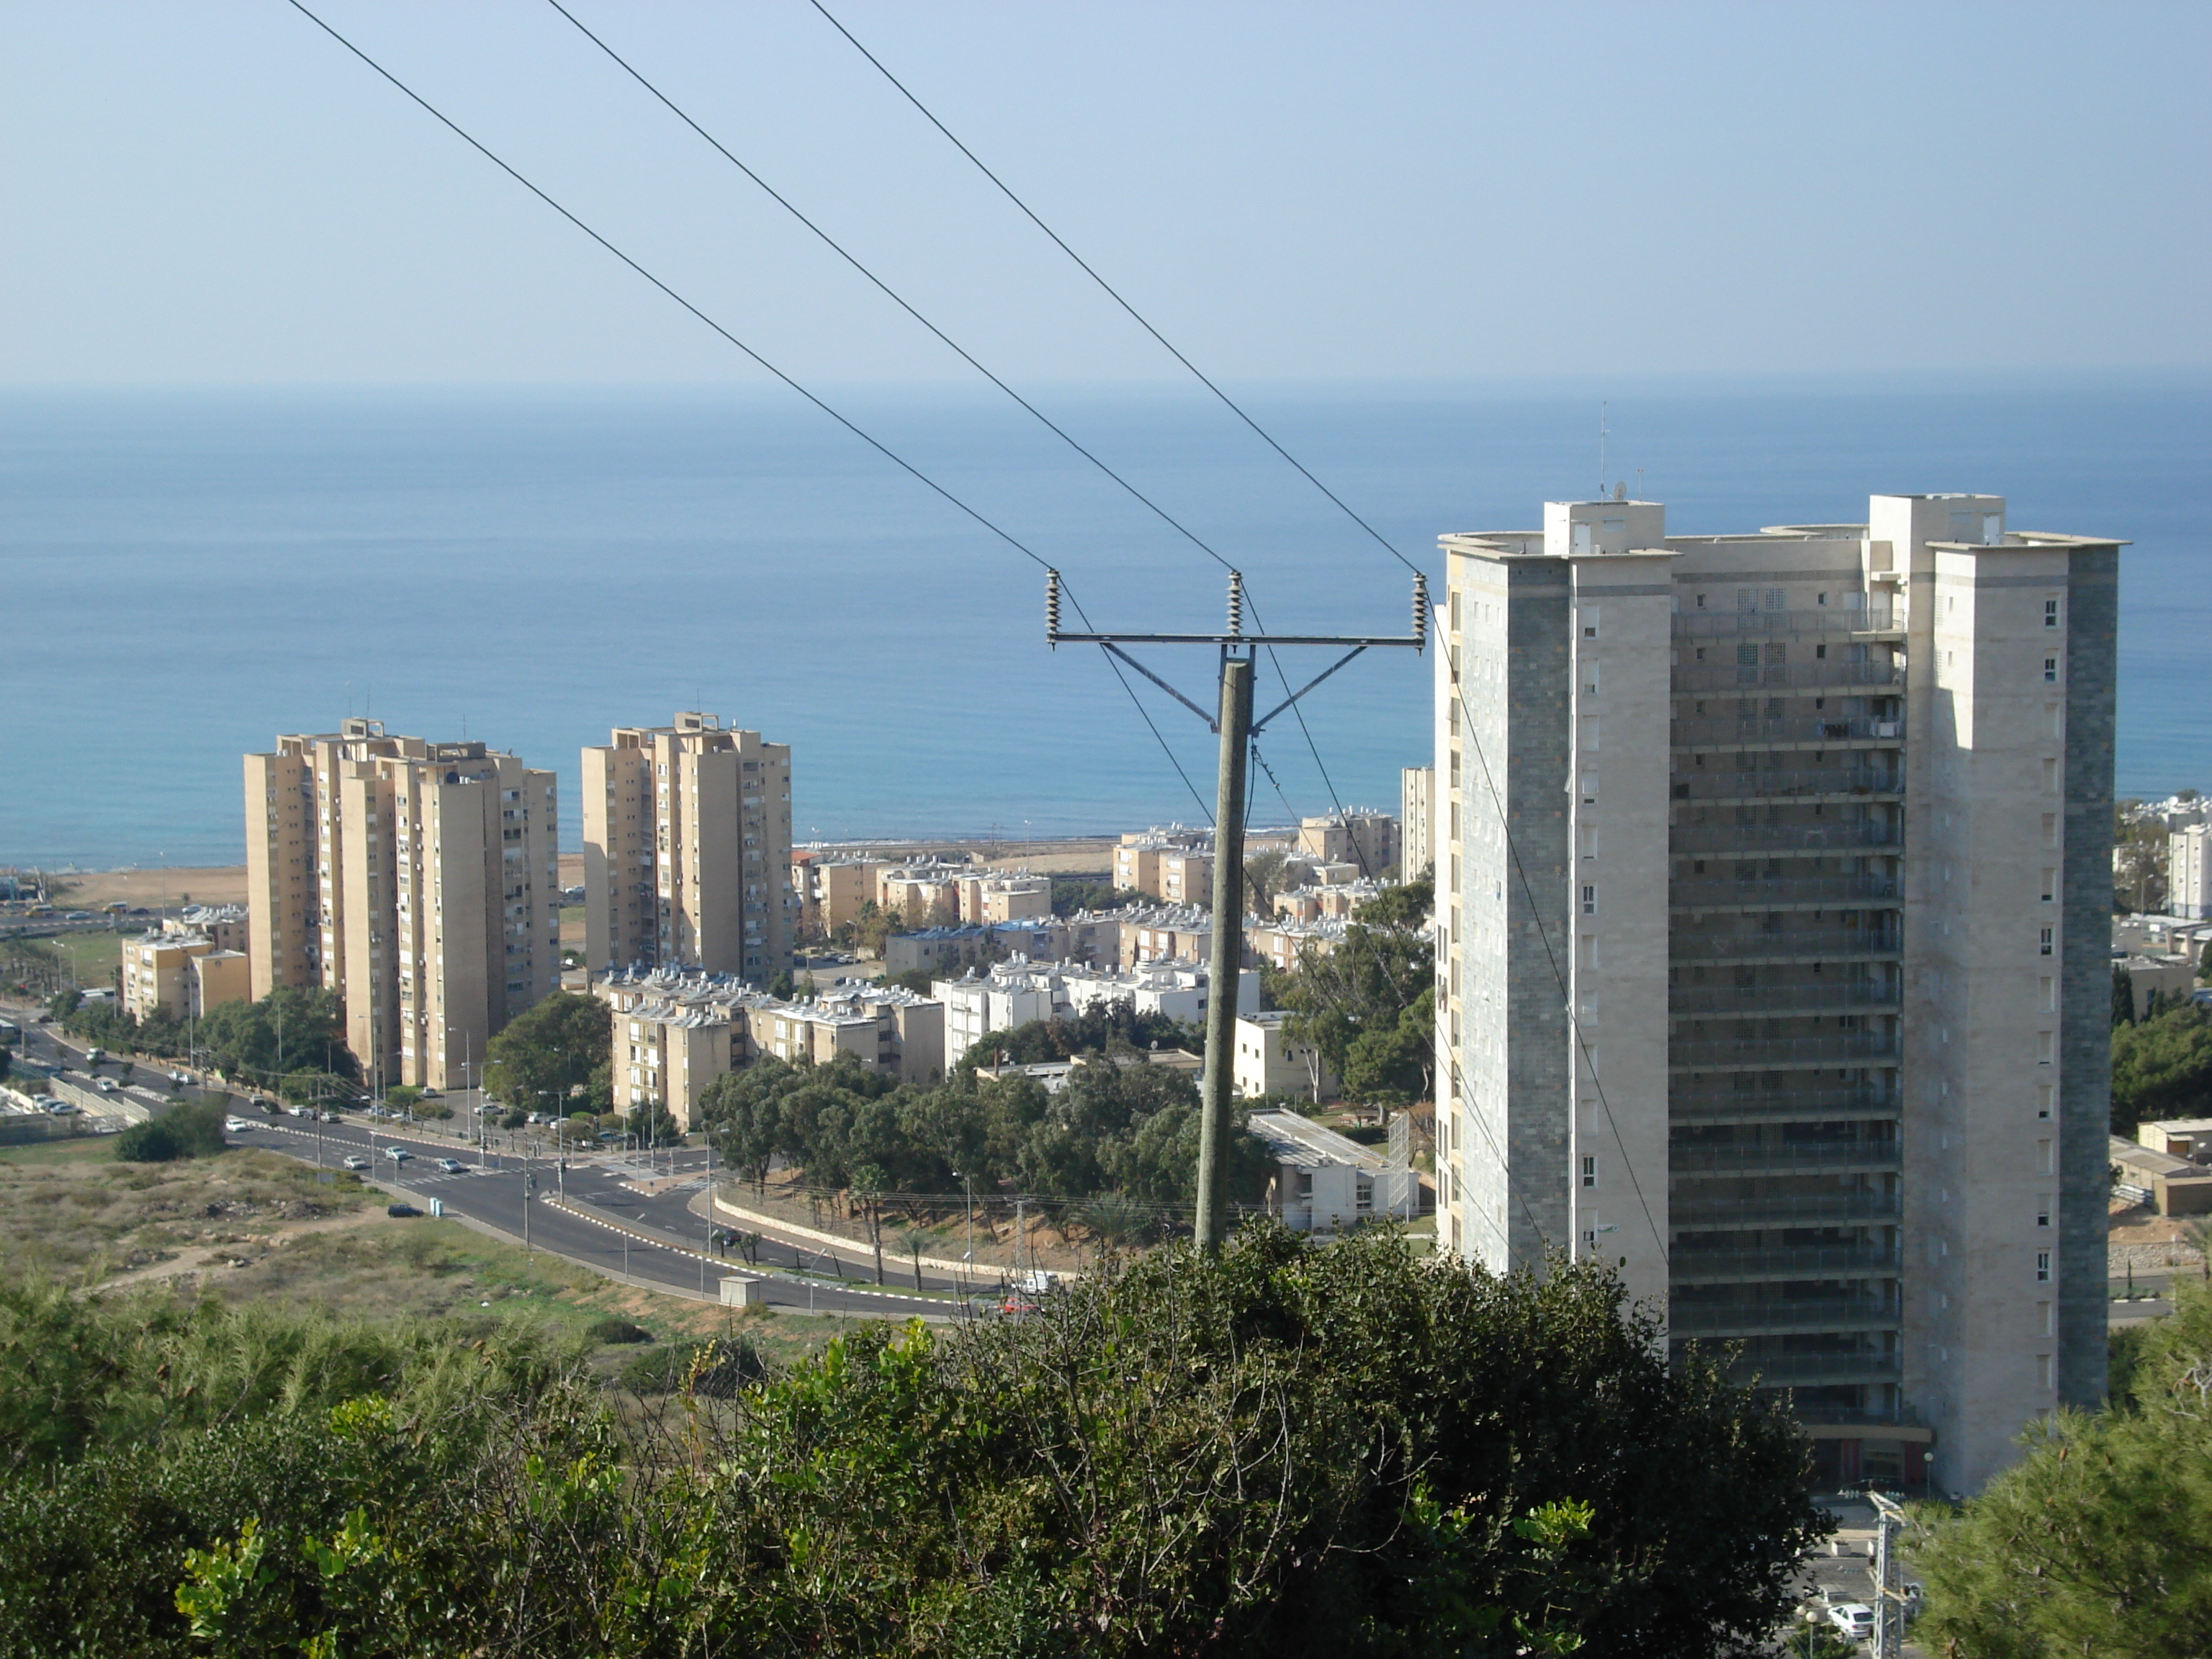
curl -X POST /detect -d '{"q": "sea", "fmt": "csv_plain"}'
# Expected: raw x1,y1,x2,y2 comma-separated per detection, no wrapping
2,377,2206,871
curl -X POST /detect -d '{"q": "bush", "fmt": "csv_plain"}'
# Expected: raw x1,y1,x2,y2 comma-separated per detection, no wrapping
618,1337,765,1398
585,1318,652,1346
114,1102,226,1164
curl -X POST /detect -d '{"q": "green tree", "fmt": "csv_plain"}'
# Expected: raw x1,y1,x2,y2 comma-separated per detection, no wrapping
113,1101,227,1164
1244,848,1295,917
196,988,353,1089
481,991,608,1111
2113,962,2136,1027
2110,1002,2212,1134
1274,878,1436,1105
1912,1279,2212,1658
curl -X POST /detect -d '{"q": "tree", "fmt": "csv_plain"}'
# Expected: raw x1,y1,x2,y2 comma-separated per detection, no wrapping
890,1223,935,1292
2113,963,2137,1027
1244,848,1294,917
196,988,353,1088
1911,1279,2212,1658
2110,1002,2212,1134
1051,877,1146,917
113,1101,227,1164
482,992,608,1110
1274,880,1436,1106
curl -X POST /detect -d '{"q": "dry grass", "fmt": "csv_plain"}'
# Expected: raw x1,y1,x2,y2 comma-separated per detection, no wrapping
0,1138,868,1372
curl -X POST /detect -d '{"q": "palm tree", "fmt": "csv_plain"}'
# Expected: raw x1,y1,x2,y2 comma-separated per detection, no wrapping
891,1224,935,1292
1074,1193,1153,1254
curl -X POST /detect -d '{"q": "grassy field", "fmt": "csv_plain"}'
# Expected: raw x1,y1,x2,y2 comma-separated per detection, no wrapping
0,1138,869,1372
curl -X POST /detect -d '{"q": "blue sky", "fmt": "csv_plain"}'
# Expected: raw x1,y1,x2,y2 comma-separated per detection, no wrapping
2,0,2206,387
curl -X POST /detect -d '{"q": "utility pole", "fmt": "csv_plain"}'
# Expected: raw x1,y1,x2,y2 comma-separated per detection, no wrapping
1046,567,1426,1250
1868,1491,1907,1659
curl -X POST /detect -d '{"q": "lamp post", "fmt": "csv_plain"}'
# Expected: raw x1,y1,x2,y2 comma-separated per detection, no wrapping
952,1167,975,1297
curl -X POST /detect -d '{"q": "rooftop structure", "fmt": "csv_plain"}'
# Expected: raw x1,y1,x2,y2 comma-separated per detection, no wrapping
1245,1109,1423,1233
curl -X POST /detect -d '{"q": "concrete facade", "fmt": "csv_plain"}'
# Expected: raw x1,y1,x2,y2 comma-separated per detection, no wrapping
1233,1010,1338,1102
582,714,794,981
121,924,251,1024
932,956,1261,1069
1401,766,1436,881
1246,1110,1424,1233
1434,493,2121,1496
1295,812,1399,876
244,720,560,1092
2173,824,2212,920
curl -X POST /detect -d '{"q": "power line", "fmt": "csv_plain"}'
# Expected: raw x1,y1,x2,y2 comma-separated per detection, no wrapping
807,0,1420,577
281,0,1205,832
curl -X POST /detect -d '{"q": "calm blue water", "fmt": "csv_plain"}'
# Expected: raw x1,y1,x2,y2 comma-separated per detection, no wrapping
3,379,2206,868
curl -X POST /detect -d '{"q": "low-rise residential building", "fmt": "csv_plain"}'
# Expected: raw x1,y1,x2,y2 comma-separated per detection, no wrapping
121,922,252,1023
2174,824,2212,921
1233,1010,1336,1102
933,956,1260,1067
596,969,945,1128
1295,811,1398,876
1246,916,1349,972
792,855,893,937
1114,830,1215,905
1246,1109,1424,1233
1119,903,1217,967
1272,877,1391,924
2137,1118,2212,1162
2120,953,2200,1019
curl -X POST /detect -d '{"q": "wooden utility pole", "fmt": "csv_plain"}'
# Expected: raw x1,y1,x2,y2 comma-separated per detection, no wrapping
1046,568,1426,1251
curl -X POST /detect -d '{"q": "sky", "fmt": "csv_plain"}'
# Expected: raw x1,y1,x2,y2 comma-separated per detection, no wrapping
3,0,2207,389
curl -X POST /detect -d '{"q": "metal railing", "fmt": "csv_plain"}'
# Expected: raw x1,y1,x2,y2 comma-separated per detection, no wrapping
1672,606,1899,639
1670,1034,1900,1070
1723,1352,1902,1386
1670,821,1900,855
1670,875,1899,910
1668,1196,1902,1231
1672,768,1902,803
1671,715,1903,749
1670,928,1901,963
1673,661,1903,694
1668,981,1899,1015
1668,1139,1902,1173
1671,1089,1901,1126
1669,1245,1901,1282
1671,1298,1900,1337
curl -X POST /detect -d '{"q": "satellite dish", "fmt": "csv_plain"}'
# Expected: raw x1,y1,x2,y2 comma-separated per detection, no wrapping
1613,482,1627,501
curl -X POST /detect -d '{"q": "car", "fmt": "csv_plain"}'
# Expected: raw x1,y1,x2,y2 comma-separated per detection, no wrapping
385,1202,423,1218
1825,1603,1876,1641
342,1155,370,1171
64,911,92,921
322,1110,342,1123
289,1104,313,1118
41,1100,76,1115
382,1146,412,1162
94,1078,117,1093
223,1117,254,1133
84,1047,107,1064
418,1087,441,1098
437,1158,465,1173
167,1069,188,1084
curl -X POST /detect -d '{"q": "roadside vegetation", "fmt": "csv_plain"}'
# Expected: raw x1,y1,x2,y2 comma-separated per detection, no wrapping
0,1229,1824,1658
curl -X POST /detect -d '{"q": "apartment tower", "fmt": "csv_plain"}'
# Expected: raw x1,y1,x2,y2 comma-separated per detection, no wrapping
581,714,794,981
1433,493,2118,1496
244,720,561,1090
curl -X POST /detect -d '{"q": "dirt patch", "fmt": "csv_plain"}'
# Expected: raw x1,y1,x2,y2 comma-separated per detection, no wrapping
49,866,250,909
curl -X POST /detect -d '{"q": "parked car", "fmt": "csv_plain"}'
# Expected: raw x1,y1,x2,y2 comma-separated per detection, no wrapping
1826,1604,1876,1641
223,1117,255,1133
418,1087,441,1099
382,1146,411,1163
385,1202,423,1218
342,1155,370,1171
437,1158,465,1174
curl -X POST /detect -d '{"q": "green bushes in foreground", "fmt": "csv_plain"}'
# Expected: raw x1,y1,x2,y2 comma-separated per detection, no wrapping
113,1101,229,1164
0,1229,1822,1658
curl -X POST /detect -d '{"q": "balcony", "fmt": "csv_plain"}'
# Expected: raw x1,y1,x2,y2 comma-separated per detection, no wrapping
1668,927,1902,966
1721,1352,1902,1388
1669,875,1899,912
1672,768,1902,806
1670,1033,1900,1072
1670,1139,1901,1176
1669,820,1901,856
1672,714,1902,750
1671,1087,1901,1126
1668,1195,1901,1232
1669,1244,1900,1285
1673,660,1903,694
1670,1298,1900,1338
1668,981,1899,1017
1672,606,1899,640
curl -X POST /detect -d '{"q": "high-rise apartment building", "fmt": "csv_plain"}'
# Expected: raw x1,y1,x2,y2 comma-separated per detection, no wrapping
1401,768,1435,881
244,720,560,1090
581,714,794,981
1433,493,2118,1496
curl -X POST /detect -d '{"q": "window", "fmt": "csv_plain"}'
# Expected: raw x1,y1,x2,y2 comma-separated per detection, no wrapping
2038,1084,2054,1120
2039,927,2055,956
2044,657,2059,683
2036,1251,2053,1283
1581,885,1596,914
2041,869,2056,903
2036,1195,2051,1228
1581,1156,1597,1188
2037,1353,2054,1390
2045,598,2060,628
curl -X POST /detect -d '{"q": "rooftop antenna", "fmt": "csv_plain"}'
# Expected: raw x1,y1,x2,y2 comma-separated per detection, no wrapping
1597,400,1609,501
1636,466,1645,502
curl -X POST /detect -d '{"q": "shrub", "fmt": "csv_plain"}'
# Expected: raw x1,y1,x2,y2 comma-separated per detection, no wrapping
585,1318,652,1346
618,1337,765,1398
114,1102,226,1164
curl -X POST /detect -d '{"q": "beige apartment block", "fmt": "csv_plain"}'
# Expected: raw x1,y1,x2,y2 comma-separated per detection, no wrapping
122,925,251,1023
1114,830,1213,904
245,721,559,1092
597,968,944,1128
2173,823,2212,920
1433,493,2119,1498
1295,812,1399,876
1401,767,1436,882
583,714,794,981
968,873,1052,924
1233,1010,1338,1103
792,855,891,936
